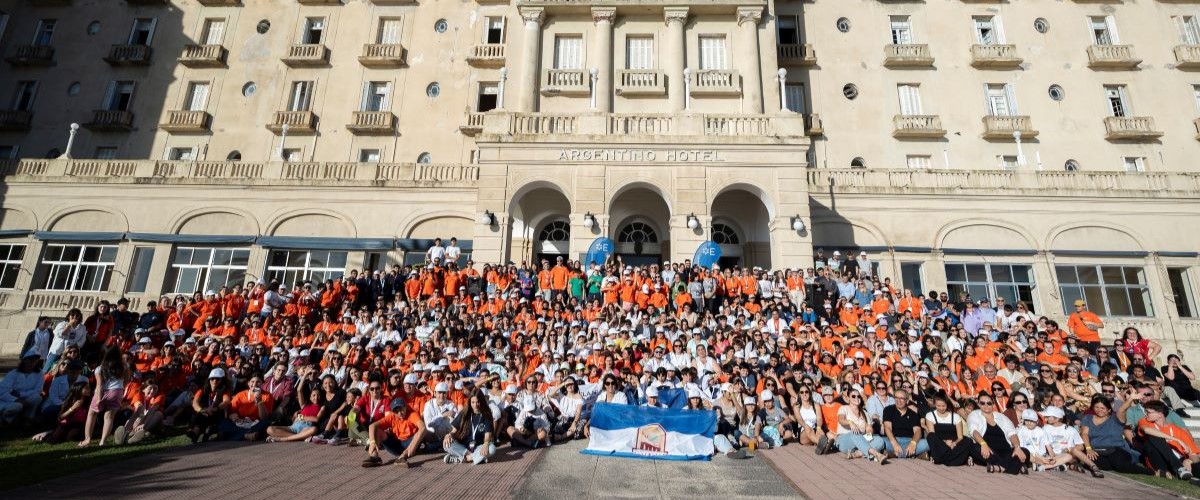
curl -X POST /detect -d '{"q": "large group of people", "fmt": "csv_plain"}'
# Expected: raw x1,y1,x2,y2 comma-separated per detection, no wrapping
4,239,1200,484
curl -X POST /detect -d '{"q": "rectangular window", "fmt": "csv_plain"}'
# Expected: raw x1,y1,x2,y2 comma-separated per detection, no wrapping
359,149,381,163
303,17,325,44
1057,265,1153,317
777,15,800,45
33,19,55,46
126,247,154,294
202,18,225,45
906,155,931,169
281,148,302,162
974,16,1006,45
897,84,922,115
0,244,25,289
184,82,209,111
378,17,402,44
900,262,924,296
103,81,136,111
1193,85,1200,113
984,83,1016,116
288,81,314,111
11,80,38,111
0,146,17,160
266,250,347,285
1178,16,1200,45
477,82,499,112
998,155,1019,170
168,147,196,161
890,16,913,45
484,16,504,44
698,35,727,69
784,83,805,113
129,18,156,45
1090,16,1117,45
945,263,1037,312
553,35,583,69
1123,156,1145,173
169,247,250,294
94,147,118,159
40,244,118,292
361,82,390,112
1168,268,1197,318
626,36,654,70
1104,85,1128,117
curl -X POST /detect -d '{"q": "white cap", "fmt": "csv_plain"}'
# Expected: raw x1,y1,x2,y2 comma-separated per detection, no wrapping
1021,409,1040,422
453,380,463,390
435,382,449,393
208,368,225,379
403,374,418,384
445,347,457,355
1040,406,1065,419
743,396,757,406
860,251,867,256
412,363,423,371
687,387,703,399
437,359,449,367
205,290,216,296
833,251,841,256
505,385,519,395
646,386,660,398
760,390,774,402
592,342,602,350
853,352,865,359
139,336,151,343
842,358,854,366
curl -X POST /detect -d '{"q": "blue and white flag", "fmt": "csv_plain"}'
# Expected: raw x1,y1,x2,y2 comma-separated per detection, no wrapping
585,237,615,267
582,403,716,461
693,241,722,269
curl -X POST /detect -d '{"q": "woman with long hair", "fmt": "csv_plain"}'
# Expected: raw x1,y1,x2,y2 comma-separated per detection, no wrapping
834,387,887,464
188,368,232,443
442,391,496,464
79,346,129,447
33,381,90,444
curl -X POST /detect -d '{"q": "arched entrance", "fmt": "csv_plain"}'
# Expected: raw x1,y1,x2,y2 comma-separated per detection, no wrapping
711,187,772,269
509,183,572,264
610,185,670,266
535,219,571,264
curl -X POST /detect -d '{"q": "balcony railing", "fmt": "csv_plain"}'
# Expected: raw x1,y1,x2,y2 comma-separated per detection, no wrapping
346,111,397,135
198,0,241,4
892,114,946,138
358,44,405,68
0,111,32,131
0,159,483,186
159,110,211,133
178,44,227,68
541,69,590,96
103,44,152,66
479,112,806,140
689,69,741,96
460,112,485,136
1087,44,1141,70
615,69,666,96
1103,116,1162,141
297,0,341,4
982,115,1037,139
970,44,1022,68
465,44,505,68
883,44,934,68
1175,45,1200,70
777,44,817,66
85,110,135,131
6,45,55,66
808,169,1200,197
266,110,318,134
608,114,673,135
282,44,330,67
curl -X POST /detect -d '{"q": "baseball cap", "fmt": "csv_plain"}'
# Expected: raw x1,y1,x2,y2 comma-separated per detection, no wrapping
208,368,226,379
1021,409,1039,422
1040,406,1065,419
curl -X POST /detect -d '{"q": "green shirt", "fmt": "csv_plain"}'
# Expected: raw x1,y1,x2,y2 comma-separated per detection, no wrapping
569,277,586,297
587,274,603,294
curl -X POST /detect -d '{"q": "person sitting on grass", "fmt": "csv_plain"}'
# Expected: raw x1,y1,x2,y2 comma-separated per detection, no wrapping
0,353,45,426
40,360,88,424
113,381,165,445
363,397,426,468
218,373,274,441
442,391,495,465
188,368,232,443
31,381,90,444
266,388,322,443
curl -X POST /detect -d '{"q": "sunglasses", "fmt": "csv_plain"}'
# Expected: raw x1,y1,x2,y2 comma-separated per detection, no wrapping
848,395,861,400
979,400,994,406
1013,400,1028,405
369,386,382,391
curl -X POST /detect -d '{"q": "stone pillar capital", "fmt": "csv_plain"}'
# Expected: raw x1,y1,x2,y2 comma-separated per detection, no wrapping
664,7,689,26
736,6,762,26
520,7,546,25
592,7,617,24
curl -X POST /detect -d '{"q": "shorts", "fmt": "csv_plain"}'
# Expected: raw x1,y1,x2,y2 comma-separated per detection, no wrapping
90,389,122,413
289,420,314,434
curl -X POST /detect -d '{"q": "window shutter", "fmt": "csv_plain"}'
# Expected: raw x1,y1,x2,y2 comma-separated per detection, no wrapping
1118,86,1132,116
381,19,401,45
981,83,992,115
189,83,209,111
1005,84,1018,115
994,16,1007,44
360,82,371,111
380,83,391,109
147,18,158,45
103,81,117,109
1106,16,1120,44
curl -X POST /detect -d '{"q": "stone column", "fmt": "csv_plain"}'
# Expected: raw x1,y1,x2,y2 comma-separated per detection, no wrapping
664,8,689,113
592,8,616,113
518,7,546,112
736,6,764,114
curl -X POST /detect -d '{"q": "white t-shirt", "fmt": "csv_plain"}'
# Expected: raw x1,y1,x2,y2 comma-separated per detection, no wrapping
445,245,461,262
1043,423,1083,454
836,405,868,435
1016,426,1051,457
427,245,446,262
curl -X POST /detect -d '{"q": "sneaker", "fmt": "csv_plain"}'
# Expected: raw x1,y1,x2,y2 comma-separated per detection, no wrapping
128,429,147,444
113,427,128,445
329,437,346,446
444,454,463,464
815,435,830,455
1179,467,1193,481
310,436,328,444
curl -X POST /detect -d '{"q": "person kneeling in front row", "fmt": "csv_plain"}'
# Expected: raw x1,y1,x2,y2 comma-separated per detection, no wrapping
443,391,495,465
363,398,426,468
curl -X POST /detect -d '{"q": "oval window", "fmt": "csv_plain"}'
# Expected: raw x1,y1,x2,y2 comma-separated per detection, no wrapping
434,19,448,33
1048,84,1065,101
1034,18,1049,34
426,83,441,98
87,21,101,36
242,82,257,97
836,18,851,33
256,20,271,34
842,84,859,100
67,82,81,96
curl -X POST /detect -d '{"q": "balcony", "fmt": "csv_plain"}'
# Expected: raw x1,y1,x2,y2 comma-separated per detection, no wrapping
1103,116,1162,141
970,44,1022,69
197,0,241,4
296,0,341,4
358,44,405,68
0,111,33,131
478,112,806,142
892,115,945,138
104,44,152,66
615,69,666,96
266,110,317,135
6,45,55,67
541,69,590,96
804,113,823,136
1087,44,1141,70
465,44,506,68
777,44,817,66
85,110,135,131
982,115,1038,140
346,111,396,135
460,112,485,136
159,110,211,134
1175,45,1200,70
178,44,227,68
282,44,329,67
688,69,741,96
125,0,167,3
883,44,934,68
370,0,418,4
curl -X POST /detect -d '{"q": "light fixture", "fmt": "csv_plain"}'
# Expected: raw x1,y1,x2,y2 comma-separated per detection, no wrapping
583,212,595,229
686,213,700,230
791,216,805,232
478,210,495,226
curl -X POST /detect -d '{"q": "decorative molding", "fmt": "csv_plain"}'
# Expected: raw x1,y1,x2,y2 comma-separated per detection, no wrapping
592,7,616,25
736,6,762,27
664,7,689,26
520,7,546,25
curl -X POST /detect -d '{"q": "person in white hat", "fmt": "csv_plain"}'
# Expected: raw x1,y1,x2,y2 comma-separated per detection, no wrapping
186,368,231,443
509,374,554,448
759,390,792,449
1016,408,1052,470
643,386,664,409
423,381,458,441
1040,406,1104,477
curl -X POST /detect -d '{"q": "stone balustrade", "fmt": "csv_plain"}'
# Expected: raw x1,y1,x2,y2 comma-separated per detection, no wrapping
807,168,1200,196
480,111,807,141
0,159,480,186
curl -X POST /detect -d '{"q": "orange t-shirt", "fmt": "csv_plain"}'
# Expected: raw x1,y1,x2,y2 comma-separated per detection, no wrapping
229,390,274,419
1139,419,1199,455
378,410,423,440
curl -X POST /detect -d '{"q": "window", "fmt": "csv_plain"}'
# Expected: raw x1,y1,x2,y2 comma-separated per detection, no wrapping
256,20,271,34
128,18,156,45
1048,84,1065,101
539,221,571,242
202,18,226,45
1123,156,1145,173
33,19,55,46
1089,16,1118,45
434,19,448,33
554,35,583,69
842,83,859,100
850,157,866,168
777,15,800,45
1034,18,1049,34
302,17,325,44
973,16,1005,45
184,82,209,111
94,147,118,160
836,18,851,33
378,18,402,44
945,263,1036,311
897,84,922,115
1167,268,1197,318
618,222,658,243
282,149,302,162
170,247,250,294
710,223,739,245
1178,16,1200,46
998,155,1019,170
361,82,390,112
266,250,346,285
477,82,499,112
0,146,17,160
242,82,257,97
1056,265,1153,317
906,155,931,169
169,147,196,161
425,82,440,98
40,244,118,292
1065,159,1080,171
359,149,381,163
984,84,1016,116
784,83,806,113
626,36,653,70
484,16,504,44
890,16,913,45
126,247,154,294
900,262,924,295
0,244,25,289
698,35,727,69
227,150,242,161
1104,85,1129,117
417,152,432,164
11,81,38,111
102,81,135,111
1194,85,1200,113
288,81,314,111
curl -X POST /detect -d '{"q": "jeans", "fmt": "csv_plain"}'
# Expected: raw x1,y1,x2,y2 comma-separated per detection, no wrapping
217,418,271,441
836,433,885,457
446,440,495,464
381,435,416,457
884,437,930,458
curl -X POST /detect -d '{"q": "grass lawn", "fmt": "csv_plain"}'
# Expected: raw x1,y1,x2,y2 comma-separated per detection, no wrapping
1118,472,1200,498
0,428,190,491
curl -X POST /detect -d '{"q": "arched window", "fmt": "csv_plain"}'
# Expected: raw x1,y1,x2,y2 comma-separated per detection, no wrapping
538,221,570,242
226,150,242,161
618,222,658,243
710,223,740,245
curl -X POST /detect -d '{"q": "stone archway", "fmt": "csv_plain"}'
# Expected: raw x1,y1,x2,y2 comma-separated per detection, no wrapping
711,188,772,269
609,185,671,266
